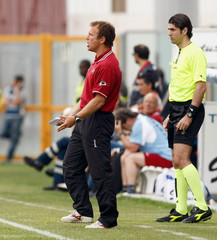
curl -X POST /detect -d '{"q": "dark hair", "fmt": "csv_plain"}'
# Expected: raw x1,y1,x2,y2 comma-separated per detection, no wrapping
136,97,144,105
115,108,138,124
134,44,149,59
15,75,24,82
169,13,193,39
80,59,91,68
90,21,116,47
138,70,156,90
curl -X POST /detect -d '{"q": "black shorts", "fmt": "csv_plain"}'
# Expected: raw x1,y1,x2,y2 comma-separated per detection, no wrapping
168,101,204,149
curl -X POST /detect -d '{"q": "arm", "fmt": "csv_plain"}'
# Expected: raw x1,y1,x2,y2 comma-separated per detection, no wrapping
115,119,139,152
119,134,140,152
176,81,206,131
64,100,81,116
3,86,24,106
57,94,106,132
75,93,106,119
191,81,206,107
13,87,24,105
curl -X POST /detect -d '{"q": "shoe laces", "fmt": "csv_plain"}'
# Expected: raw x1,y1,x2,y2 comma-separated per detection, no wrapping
190,207,199,214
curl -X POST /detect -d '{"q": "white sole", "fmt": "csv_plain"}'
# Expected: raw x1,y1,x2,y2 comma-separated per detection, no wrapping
61,216,93,223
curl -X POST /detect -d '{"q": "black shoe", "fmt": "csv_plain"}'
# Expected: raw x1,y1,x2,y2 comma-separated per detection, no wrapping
43,186,58,191
182,206,212,223
45,169,54,177
156,208,188,222
24,156,43,171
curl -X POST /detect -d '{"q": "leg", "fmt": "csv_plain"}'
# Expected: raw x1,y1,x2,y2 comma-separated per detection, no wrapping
173,143,192,169
53,158,64,186
24,137,69,172
173,143,208,211
42,136,70,165
156,144,190,222
53,137,70,186
172,144,191,215
63,125,93,217
83,112,118,228
0,117,11,139
120,149,131,187
8,117,23,160
125,152,145,185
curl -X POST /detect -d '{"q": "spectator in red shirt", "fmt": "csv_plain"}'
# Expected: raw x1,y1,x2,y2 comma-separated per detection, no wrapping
142,92,163,124
129,44,159,107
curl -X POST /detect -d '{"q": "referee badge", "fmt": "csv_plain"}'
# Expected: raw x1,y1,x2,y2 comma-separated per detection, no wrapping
181,130,186,135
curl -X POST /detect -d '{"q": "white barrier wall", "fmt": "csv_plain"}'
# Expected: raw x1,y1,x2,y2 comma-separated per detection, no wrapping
198,101,217,195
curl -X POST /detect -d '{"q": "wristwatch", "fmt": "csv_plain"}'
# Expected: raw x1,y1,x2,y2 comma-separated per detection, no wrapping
186,104,199,118
74,114,81,123
186,111,193,118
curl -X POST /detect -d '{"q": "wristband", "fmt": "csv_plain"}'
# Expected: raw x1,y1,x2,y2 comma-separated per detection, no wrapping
186,104,199,118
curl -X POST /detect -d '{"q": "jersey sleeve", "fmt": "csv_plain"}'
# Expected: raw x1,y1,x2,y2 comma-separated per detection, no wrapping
190,49,207,83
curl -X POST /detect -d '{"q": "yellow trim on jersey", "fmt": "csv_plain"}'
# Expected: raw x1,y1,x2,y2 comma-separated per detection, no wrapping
169,43,207,102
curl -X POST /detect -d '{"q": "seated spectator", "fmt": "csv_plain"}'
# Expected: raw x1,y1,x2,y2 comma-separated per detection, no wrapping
131,97,144,113
24,133,90,193
137,70,163,112
132,93,163,124
114,108,172,194
23,59,91,190
142,92,163,124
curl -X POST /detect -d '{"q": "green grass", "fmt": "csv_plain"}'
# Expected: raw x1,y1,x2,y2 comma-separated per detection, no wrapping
0,162,217,240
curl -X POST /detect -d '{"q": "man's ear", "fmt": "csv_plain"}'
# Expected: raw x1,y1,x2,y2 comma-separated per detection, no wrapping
99,36,106,44
182,27,188,36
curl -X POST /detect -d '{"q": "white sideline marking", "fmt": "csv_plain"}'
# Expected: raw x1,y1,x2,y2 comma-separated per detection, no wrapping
0,218,74,240
0,196,71,212
137,225,208,240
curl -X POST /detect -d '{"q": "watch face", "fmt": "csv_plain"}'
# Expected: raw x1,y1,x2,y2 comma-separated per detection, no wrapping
75,117,81,123
187,112,192,118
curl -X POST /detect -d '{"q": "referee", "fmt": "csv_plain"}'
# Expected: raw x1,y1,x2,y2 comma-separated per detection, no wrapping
57,21,121,229
156,13,212,223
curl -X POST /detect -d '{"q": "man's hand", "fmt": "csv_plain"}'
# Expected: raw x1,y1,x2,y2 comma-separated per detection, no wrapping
176,115,192,131
163,115,170,131
57,115,75,132
115,120,122,134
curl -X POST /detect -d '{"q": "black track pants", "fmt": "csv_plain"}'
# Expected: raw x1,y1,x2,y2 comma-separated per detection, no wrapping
63,111,119,228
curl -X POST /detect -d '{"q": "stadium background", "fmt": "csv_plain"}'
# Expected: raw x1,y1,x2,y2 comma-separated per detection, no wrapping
0,0,217,193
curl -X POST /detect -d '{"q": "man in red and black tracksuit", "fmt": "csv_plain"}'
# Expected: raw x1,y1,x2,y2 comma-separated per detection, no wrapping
57,21,121,229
